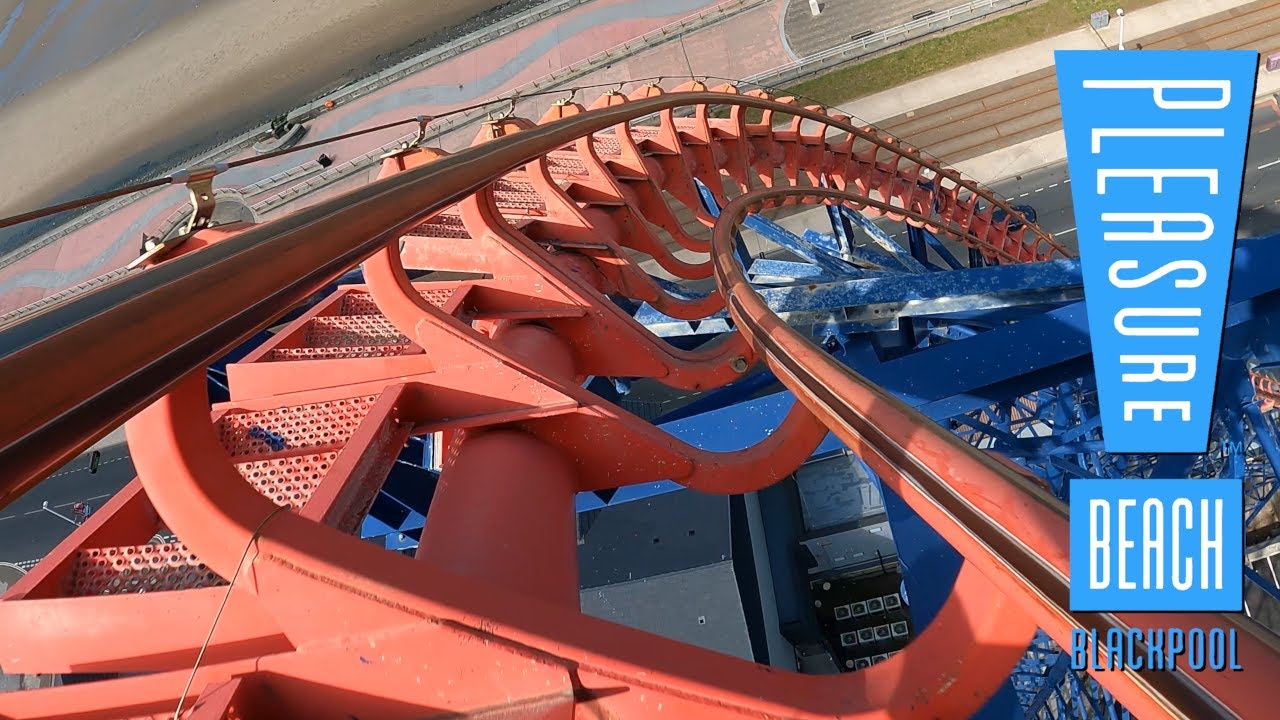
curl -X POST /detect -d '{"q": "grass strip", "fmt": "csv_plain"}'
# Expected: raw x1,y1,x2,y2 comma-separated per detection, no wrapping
786,0,1163,106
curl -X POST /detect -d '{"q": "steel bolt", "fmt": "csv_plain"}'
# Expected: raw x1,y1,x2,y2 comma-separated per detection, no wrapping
730,357,749,373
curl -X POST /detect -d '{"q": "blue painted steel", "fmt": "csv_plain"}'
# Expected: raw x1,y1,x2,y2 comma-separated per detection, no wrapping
637,259,1083,338
652,370,781,424
694,179,753,270
836,206,928,273
824,201,856,259
904,226,939,270
745,214,863,277
652,276,712,301
755,258,1081,312
747,258,834,284
801,229,901,271
918,227,966,270
1244,403,1280,526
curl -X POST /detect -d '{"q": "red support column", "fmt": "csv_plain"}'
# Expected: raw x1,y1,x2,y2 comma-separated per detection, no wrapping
417,429,580,608
419,319,583,607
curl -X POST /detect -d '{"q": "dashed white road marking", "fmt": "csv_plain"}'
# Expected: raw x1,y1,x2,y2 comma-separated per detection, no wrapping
13,493,114,518
1056,227,1077,236
41,456,127,481
1018,192,1029,198
1258,158,1280,170
1034,187,1045,193
1048,183,1059,188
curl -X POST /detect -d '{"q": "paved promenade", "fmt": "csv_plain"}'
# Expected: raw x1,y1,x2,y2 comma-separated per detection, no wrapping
0,0,774,313
3,0,1276,313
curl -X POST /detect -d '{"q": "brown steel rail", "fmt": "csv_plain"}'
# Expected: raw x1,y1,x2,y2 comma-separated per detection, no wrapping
0,92,1263,718
709,187,1280,720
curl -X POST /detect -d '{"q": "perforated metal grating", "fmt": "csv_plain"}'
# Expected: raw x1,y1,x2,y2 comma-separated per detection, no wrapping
546,152,589,175
216,396,378,457
409,213,470,239
235,451,339,509
590,125,657,157
592,136,622,156
304,315,407,347
270,345,410,361
492,179,545,212
64,450,345,595
69,543,224,596
341,288,455,315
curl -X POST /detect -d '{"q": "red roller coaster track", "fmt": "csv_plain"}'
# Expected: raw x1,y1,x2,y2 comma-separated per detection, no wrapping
0,84,1274,719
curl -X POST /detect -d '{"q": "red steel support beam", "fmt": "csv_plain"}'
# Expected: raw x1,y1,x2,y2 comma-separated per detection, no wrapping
9,86,1250,719
0,91,1059,503
418,429,580,608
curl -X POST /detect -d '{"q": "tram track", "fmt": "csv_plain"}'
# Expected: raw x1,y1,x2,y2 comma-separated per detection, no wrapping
876,0,1280,165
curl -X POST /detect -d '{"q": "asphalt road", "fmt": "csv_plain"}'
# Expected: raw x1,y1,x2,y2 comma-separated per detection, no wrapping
986,110,1280,250
0,443,134,564
880,102,1280,257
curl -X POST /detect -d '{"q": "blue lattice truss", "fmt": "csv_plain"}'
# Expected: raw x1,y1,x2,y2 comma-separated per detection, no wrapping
321,183,1279,719
625,185,1280,718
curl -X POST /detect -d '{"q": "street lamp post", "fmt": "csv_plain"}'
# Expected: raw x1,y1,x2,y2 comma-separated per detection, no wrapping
39,500,79,527
1117,8,1126,50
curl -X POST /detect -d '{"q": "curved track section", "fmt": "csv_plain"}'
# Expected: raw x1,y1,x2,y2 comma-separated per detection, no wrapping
0,86,1268,719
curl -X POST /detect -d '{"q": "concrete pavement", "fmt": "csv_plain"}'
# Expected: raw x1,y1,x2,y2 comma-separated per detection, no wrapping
846,0,1271,125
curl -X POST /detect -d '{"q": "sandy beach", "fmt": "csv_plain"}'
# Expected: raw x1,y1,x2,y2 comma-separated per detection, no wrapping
0,0,515,247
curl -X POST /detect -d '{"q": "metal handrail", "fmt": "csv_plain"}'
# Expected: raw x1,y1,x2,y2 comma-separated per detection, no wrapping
0,91,1057,507
0,90,1270,718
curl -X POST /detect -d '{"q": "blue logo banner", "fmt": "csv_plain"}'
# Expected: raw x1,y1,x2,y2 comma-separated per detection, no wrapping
1069,478,1242,612
1055,50,1256,454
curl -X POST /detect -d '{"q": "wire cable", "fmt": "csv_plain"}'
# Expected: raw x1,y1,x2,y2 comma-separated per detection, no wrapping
171,504,287,719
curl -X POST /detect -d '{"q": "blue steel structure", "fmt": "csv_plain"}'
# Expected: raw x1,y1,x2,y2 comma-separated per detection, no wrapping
303,178,1280,718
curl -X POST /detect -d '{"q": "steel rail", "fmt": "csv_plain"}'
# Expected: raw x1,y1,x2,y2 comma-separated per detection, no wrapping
709,186,1280,720
0,89,1264,717
0,91,1053,507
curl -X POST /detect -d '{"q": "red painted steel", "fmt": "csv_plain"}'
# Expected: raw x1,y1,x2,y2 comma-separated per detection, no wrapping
0,85,1261,719
1255,366,1280,411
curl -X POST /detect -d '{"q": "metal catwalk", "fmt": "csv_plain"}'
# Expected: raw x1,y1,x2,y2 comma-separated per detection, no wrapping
0,84,1277,719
